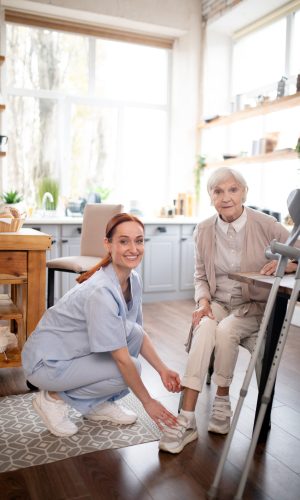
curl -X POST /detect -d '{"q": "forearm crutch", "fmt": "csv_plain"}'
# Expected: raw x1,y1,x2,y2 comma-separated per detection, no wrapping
208,188,300,500
234,243,300,499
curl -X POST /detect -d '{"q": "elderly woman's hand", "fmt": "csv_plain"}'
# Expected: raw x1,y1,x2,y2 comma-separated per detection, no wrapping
260,259,297,276
192,299,215,327
260,259,278,276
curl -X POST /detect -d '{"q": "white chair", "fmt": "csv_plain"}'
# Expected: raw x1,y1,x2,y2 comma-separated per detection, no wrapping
46,203,123,308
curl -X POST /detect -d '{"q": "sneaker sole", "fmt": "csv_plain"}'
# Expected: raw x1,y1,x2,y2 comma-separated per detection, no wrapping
32,398,78,438
159,429,198,454
208,424,230,435
84,414,137,425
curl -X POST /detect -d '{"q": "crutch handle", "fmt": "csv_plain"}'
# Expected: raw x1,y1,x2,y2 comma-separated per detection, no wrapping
270,239,300,260
265,247,280,260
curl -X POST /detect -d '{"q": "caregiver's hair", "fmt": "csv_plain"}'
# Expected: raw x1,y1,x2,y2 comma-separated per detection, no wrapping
207,167,248,203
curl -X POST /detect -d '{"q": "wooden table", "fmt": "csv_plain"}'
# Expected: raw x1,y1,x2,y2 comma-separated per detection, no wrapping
229,271,297,442
0,229,51,366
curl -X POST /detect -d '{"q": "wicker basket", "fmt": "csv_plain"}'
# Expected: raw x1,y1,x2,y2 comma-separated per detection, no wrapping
0,218,25,233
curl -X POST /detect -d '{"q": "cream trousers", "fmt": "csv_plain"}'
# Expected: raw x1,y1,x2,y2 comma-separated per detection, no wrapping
181,301,263,392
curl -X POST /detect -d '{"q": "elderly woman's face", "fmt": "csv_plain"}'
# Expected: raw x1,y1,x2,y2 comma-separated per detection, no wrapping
210,176,245,222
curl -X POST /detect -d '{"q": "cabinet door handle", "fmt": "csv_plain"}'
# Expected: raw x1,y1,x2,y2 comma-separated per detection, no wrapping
181,237,187,241
77,227,82,234
144,238,150,242
62,239,68,243
51,239,56,245
157,226,167,233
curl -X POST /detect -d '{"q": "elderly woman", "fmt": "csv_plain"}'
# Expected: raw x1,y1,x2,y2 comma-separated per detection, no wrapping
159,167,297,454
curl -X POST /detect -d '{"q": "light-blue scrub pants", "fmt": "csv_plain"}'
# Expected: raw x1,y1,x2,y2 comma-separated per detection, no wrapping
26,327,143,415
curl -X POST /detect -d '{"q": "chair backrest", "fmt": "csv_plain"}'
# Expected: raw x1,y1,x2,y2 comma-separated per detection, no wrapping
80,203,123,257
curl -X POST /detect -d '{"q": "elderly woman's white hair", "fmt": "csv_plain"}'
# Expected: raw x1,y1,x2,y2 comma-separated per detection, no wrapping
207,167,248,203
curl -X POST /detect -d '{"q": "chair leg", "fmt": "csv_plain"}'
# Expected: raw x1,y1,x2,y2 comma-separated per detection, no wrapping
26,380,39,391
47,268,55,309
206,350,215,385
178,390,184,413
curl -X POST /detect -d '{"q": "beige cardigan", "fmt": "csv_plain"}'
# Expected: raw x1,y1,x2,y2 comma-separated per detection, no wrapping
194,207,291,313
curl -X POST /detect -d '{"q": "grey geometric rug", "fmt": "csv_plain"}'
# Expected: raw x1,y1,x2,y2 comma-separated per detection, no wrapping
0,392,161,472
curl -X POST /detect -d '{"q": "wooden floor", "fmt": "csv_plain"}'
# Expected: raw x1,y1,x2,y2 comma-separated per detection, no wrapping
1,299,300,499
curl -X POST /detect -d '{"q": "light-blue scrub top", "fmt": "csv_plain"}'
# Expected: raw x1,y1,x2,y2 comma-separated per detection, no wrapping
22,263,144,376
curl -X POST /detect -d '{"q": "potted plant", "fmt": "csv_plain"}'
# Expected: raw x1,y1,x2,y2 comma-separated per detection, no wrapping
37,178,59,211
194,155,206,214
296,137,300,157
0,189,23,205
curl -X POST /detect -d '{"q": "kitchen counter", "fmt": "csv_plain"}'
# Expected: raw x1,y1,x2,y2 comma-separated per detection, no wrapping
25,215,200,225
24,217,197,304
25,215,293,232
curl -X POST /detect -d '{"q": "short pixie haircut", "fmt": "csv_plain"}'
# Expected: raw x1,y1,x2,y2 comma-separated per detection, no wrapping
207,167,248,203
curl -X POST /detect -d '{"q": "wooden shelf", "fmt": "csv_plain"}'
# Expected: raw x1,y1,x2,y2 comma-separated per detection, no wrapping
0,104,5,112
0,55,5,65
206,149,299,169
199,93,300,129
0,348,21,368
0,295,23,320
0,152,6,157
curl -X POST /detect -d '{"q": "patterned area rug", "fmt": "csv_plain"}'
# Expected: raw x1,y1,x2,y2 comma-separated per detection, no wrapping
0,392,161,472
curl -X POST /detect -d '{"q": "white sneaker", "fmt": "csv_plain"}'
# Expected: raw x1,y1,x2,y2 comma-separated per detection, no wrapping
208,397,232,434
32,390,78,437
85,401,137,425
159,415,198,454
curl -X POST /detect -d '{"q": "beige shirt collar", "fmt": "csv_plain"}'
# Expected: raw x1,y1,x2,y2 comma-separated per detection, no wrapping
217,207,247,234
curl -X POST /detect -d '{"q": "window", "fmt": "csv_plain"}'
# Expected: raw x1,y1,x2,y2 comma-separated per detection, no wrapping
5,22,170,215
290,10,300,76
232,19,287,97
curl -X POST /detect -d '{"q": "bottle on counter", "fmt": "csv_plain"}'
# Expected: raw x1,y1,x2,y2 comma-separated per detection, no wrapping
297,74,300,93
277,76,287,98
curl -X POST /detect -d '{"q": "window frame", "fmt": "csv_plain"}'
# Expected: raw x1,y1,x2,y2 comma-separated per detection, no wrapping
3,16,172,213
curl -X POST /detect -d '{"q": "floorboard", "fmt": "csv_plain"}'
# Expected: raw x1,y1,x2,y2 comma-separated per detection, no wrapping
0,299,300,499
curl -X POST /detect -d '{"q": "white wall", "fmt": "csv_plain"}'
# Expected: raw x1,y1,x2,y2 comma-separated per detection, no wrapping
202,29,232,118
0,0,203,205
17,0,199,31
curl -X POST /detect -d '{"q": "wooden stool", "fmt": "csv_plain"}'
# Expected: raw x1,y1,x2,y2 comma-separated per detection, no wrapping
0,275,27,367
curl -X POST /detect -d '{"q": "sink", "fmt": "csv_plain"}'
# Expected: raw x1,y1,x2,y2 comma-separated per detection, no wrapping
31,210,58,218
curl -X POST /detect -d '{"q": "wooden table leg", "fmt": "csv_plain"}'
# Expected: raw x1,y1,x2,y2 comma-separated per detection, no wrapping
27,250,46,336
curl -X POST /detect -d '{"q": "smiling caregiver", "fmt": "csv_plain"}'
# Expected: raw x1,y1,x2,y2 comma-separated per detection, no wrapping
22,213,181,438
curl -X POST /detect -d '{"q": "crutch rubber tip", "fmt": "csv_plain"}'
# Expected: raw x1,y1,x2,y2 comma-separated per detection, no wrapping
206,486,218,499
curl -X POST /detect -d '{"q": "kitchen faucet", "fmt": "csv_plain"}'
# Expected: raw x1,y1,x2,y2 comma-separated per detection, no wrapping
42,191,54,215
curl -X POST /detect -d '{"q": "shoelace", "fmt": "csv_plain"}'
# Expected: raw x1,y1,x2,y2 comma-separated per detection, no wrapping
107,402,122,414
51,400,70,421
162,417,187,438
211,401,232,421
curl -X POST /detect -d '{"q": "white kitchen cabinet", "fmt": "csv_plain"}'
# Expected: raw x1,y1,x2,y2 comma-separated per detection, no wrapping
23,223,61,302
180,224,195,291
60,224,82,296
143,224,180,293
24,219,196,303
